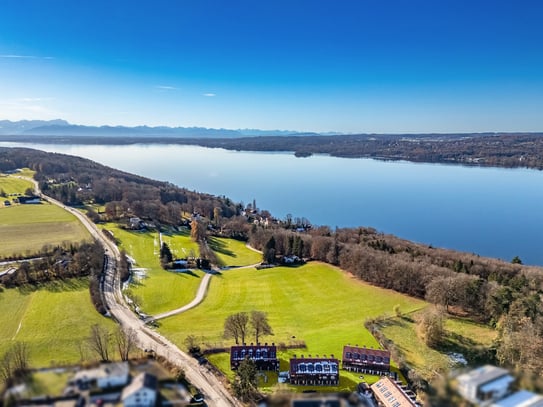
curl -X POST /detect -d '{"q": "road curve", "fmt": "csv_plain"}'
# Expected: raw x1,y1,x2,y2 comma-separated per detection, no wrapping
151,272,213,321
26,178,241,407
151,262,261,322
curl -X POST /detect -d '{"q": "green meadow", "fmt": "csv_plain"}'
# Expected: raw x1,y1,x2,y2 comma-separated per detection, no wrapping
103,224,205,315
0,278,116,367
208,236,262,267
157,262,427,390
106,224,264,316
0,174,34,197
0,204,91,258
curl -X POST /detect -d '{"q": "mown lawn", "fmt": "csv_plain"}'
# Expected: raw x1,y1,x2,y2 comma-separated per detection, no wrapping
162,228,200,259
103,224,204,316
208,237,262,267
0,174,34,196
158,262,426,391
0,278,116,367
0,204,91,258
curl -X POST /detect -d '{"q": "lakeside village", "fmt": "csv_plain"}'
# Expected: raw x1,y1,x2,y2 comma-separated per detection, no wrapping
6,341,543,407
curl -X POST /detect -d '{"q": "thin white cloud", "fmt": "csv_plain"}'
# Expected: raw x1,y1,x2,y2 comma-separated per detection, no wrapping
0,97,61,119
203,93,216,97
0,54,54,59
15,97,55,103
155,85,177,90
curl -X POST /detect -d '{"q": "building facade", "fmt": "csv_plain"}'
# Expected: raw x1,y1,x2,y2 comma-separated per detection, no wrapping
342,345,391,374
230,344,279,371
289,356,339,386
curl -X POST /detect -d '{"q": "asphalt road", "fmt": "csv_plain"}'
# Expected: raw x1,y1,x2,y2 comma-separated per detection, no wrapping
28,178,241,407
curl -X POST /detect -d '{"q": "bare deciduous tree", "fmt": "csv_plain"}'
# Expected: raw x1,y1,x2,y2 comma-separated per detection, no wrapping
115,327,137,361
224,312,249,345
250,310,273,345
88,324,111,362
0,342,30,386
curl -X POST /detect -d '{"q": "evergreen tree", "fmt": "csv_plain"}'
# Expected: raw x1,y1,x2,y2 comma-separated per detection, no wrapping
160,242,173,264
233,358,259,402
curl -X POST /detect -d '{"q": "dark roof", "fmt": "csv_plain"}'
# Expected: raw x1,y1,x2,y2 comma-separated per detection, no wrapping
289,357,339,376
343,345,390,358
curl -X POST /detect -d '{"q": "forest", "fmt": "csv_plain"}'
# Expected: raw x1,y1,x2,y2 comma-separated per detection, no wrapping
3,132,543,169
1,146,542,384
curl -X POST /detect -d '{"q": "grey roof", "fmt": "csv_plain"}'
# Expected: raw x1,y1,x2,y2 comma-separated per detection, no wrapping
457,365,511,388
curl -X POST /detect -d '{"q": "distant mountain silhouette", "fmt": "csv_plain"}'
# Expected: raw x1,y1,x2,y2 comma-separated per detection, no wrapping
0,119,322,138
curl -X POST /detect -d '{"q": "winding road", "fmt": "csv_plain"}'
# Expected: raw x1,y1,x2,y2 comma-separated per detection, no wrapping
26,178,241,407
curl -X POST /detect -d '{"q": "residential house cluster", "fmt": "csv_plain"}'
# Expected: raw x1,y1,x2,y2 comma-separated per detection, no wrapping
230,343,393,388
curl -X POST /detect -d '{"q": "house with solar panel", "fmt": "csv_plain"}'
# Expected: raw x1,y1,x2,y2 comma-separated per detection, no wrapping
342,344,391,374
289,355,339,386
371,376,421,406
230,343,279,371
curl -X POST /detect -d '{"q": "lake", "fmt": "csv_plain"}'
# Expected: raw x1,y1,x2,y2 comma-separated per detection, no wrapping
3,142,543,265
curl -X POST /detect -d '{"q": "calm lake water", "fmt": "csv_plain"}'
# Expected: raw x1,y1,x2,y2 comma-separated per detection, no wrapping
3,142,543,265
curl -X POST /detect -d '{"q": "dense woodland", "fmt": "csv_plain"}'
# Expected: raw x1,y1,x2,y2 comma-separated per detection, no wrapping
1,146,543,382
3,132,543,169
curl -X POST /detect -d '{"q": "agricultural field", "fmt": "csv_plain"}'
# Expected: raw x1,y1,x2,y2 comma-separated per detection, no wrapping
0,204,91,258
157,262,427,391
0,278,116,367
102,224,204,316
378,313,497,380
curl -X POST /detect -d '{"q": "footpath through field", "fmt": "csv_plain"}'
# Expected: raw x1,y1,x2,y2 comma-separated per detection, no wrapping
149,262,261,321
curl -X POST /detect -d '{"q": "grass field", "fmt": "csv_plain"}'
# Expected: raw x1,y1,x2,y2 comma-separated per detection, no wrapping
0,278,116,367
0,204,91,258
103,224,205,315
157,262,426,391
0,174,34,197
106,224,263,315
208,237,262,267
378,313,497,380
162,227,200,259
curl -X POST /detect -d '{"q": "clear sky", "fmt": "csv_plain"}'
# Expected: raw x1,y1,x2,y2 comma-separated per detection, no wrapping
1,0,543,133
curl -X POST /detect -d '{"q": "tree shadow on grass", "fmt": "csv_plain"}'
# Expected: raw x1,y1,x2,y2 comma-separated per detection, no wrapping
170,269,201,278
16,277,88,294
208,237,235,257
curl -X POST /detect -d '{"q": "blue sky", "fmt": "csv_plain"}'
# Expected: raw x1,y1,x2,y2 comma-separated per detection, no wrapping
1,0,543,133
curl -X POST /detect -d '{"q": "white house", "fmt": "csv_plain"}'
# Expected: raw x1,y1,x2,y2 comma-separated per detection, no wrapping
491,390,543,407
69,362,130,390
457,365,515,405
122,372,158,407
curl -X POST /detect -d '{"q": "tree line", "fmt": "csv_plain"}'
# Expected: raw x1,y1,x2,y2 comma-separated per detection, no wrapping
0,241,108,315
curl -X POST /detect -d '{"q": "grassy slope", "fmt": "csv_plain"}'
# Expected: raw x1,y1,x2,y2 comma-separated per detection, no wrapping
0,174,33,196
208,237,262,267
104,224,204,315
379,314,497,380
0,279,115,366
158,262,426,390
0,204,90,257
162,227,200,259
